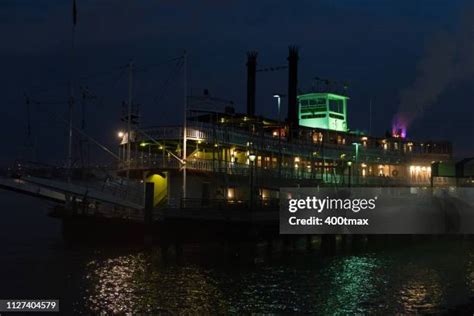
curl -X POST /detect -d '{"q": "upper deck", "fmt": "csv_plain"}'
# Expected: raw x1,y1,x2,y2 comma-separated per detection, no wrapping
132,121,451,163
116,89,452,186
117,117,451,187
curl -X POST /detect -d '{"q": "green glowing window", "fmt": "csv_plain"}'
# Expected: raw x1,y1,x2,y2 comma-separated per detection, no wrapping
314,98,326,105
301,106,326,113
329,99,343,114
300,98,327,114
329,113,344,120
301,114,326,119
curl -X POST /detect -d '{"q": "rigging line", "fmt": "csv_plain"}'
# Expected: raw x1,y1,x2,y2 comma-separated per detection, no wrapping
77,67,126,108
31,100,121,161
62,67,126,112
75,71,125,92
152,71,178,104
79,68,121,103
134,55,184,73
135,129,184,165
27,64,128,97
26,55,180,99
153,58,184,105
87,67,127,109
76,69,129,98
77,65,128,81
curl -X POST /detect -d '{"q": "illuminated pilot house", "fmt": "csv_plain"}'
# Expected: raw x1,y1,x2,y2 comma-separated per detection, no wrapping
298,93,348,132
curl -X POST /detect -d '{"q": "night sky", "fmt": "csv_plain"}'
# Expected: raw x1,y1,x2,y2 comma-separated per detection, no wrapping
1,0,473,166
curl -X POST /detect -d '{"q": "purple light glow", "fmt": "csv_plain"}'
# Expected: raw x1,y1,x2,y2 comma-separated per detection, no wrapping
392,115,407,139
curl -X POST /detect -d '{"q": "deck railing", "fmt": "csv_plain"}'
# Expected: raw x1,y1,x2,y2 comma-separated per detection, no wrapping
121,156,322,180
120,155,427,187
138,124,450,164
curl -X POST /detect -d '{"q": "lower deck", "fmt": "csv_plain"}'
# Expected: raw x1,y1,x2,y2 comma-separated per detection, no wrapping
121,163,444,210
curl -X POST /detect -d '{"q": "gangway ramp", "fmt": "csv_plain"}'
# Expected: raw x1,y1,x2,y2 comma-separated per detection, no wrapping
0,176,143,211
0,177,65,203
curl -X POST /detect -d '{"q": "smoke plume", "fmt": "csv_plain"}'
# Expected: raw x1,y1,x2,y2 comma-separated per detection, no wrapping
393,6,474,135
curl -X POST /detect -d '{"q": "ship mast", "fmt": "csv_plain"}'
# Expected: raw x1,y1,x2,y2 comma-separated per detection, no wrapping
67,0,77,182
126,60,133,180
182,51,187,203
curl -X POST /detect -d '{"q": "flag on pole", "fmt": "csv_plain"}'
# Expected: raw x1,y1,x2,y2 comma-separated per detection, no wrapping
73,0,77,26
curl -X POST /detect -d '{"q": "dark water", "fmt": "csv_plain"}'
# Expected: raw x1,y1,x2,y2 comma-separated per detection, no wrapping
2,191,474,314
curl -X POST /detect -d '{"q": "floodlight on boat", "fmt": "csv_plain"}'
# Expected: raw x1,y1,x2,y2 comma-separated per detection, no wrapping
248,153,256,162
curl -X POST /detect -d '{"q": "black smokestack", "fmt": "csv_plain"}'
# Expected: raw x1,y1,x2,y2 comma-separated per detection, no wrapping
246,51,258,116
287,46,299,128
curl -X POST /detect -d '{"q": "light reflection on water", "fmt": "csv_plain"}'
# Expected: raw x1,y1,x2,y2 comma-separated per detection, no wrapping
4,193,474,314
317,256,386,314
466,252,474,294
84,254,228,314
397,266,443,314
80,241,474,314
